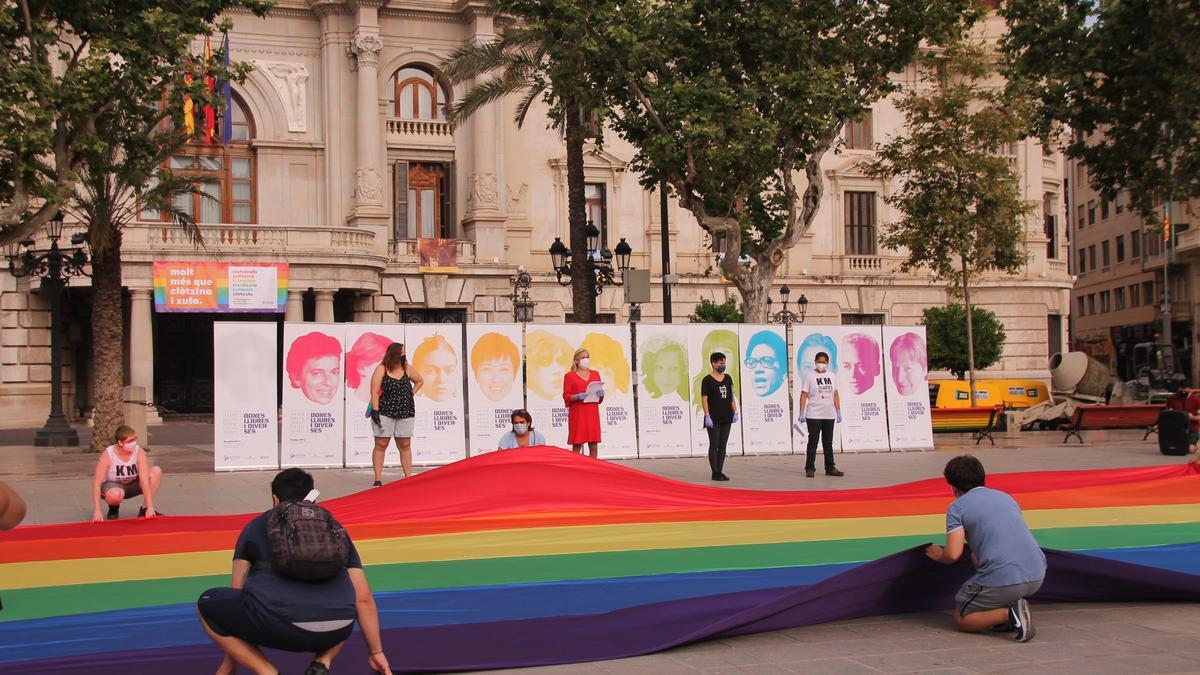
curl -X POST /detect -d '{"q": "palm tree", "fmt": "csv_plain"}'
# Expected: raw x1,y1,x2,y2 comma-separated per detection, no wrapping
65,141,202,452
442,27,600,322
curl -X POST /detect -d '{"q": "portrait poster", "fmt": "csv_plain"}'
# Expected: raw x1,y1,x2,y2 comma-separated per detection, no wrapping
407,323,468,465
524,325,578,449
282,323,345,468
882,326,935,450
466,323,526,456
636,324,694,457
791,326,845,455
214,322,278,470
343,324,407,468
737,324,792,455
577,325,638,459
836,325,891,452
687,324,744,456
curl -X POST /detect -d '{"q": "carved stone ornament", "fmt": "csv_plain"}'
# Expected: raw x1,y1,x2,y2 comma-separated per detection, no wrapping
348,33,384,66
508,182,529,213
253,60,310,133
467,171,498,208
355,167,383,202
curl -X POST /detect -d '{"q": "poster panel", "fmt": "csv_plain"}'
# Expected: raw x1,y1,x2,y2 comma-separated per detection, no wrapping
407,323,468,465
636,324,693,457
738,324,793,455
882,326,935,449
791,326,845,455
687,324,744,456
214,322,279,470
524,325,578,449
577,325,638,459
343,324,407,468
837,326,891,452
282,323,345,468
153,261,287,313
466,323,526,456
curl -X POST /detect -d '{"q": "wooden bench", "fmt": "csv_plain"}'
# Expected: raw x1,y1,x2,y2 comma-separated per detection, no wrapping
1060,405,1165,444
931,405,1005,445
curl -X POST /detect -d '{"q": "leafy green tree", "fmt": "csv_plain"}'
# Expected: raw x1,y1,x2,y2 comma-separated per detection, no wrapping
688,297,743,323
865,37,1034,404
1002,0,1200,223
0,0,271,245
443,16,606,323
524,0,974,322
922,304,1006,381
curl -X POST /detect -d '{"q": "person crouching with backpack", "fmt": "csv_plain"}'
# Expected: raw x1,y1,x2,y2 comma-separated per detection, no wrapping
196,468,392,675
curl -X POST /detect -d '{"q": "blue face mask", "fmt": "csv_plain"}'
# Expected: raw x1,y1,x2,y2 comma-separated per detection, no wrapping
716,364,727,373
513,423,529,435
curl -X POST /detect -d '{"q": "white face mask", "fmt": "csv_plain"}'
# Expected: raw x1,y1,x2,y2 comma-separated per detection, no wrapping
815,363,828,373
578,358,591,369
513,423,529,435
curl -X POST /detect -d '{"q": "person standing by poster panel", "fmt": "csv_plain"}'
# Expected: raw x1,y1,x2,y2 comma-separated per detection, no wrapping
282,324,346,468
525,327,576,448
408,324,468,465
563,348,604,457
797,350,845,478
214,322,279,471
689,327,744,457
839,328,891,451
369,342,422,486
738,325,792,455
579,327,638,458
792,328,842,455
636,325,692,457
466,325,525,456
883,327,935,449
700,352,739,481
344,326,406,468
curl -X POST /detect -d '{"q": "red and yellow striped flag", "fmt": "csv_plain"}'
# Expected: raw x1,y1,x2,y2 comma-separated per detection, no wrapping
203,37,216,144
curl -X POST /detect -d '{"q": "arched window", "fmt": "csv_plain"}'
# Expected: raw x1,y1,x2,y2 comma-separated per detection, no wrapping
143,95,257,224
392,65,449,120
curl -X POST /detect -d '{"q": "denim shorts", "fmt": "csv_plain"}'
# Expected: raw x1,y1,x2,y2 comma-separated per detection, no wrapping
372,414,414,438
197,587,354,653
100,480,142,499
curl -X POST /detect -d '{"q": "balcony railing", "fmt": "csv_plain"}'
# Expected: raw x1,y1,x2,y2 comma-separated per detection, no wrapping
127,222,379,258
385,119,455,148
388,238,476,265
844,254,886,273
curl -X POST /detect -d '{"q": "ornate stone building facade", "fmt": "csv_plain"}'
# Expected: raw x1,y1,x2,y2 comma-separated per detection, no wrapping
0,1,1071,425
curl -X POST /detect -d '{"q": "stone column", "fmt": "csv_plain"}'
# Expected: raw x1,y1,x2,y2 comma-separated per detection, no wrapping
462,12,508,261
128,289,160,423
347,2,386,222
285,290,305,322
314,290,336,323
311,0,352,229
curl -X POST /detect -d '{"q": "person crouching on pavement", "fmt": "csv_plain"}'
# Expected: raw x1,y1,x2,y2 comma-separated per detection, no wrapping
925,455,1046,643
91,425,161,521
196,468,392,675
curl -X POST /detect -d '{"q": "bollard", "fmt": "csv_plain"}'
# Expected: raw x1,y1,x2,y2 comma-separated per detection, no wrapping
122,385,149,449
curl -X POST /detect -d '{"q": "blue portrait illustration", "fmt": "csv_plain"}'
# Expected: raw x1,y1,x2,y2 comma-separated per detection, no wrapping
795,332,838,382
743,330,787,397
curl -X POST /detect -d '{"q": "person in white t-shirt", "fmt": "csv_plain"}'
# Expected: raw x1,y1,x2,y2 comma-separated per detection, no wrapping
91,425,162,521
796,351,844,478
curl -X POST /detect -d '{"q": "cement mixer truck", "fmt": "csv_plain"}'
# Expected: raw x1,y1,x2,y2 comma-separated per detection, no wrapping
1017,349,1179,429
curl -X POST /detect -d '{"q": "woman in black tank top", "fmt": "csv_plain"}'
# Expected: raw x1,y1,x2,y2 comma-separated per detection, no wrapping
369,343,424,485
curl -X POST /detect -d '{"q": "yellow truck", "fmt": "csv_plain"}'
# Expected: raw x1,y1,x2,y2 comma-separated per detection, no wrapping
929,379,1050,410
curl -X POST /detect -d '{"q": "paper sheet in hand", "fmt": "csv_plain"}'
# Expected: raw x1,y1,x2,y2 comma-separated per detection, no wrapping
583,380,605,403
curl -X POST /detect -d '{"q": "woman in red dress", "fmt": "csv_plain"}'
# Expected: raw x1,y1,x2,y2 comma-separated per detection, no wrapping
563,348,603,457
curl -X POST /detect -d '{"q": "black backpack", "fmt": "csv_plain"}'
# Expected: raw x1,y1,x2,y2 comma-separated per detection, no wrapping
266,500,349,582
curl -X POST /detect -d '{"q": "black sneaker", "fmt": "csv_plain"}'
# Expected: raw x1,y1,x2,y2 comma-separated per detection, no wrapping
304,661,330,675
137,506,162,517
372,480,382,487
1013,598,1035,642
712,474,730,482
826,468,845,477
106,505,119,520
805,468,816,478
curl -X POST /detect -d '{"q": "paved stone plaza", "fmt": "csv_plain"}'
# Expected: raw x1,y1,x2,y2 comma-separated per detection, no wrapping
4,425,1199,673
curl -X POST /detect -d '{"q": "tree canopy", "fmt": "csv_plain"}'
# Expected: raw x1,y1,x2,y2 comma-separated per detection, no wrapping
689,296,743,323
922,304,1007,379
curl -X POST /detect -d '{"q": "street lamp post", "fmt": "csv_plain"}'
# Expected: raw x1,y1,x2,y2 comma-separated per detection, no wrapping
549,221,634,303
509,265,536,323
6,213,89,446
766,285,809,327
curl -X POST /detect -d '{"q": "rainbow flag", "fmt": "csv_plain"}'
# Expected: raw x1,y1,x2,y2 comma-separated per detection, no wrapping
2,449,1199,673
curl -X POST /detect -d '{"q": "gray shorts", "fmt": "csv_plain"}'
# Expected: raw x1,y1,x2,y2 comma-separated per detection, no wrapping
372,414,414,438
101,480,142,499
956,577,1043,616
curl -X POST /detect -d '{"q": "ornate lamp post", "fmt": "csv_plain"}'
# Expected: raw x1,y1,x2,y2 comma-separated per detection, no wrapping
509,265,535,323
548,221,634,295
6,213,89,446
767,284,809,326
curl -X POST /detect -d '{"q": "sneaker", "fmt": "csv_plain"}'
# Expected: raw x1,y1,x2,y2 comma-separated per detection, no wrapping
372,480,382,487
1012,598,1035,642
137,506,163,518
106,505,119,520
712,474,730,482
805,468,816,478
825,468,845,477
304,661,330,675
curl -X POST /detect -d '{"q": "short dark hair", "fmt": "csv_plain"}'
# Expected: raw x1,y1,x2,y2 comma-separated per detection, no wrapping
943,455,985,493
814,351,829,363
272,467,315,503
114,425,137,442
511,409,533,425
710,351,726,364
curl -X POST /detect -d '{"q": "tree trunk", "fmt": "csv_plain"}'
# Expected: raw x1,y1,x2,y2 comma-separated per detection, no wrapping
564,97,595,323
737,264,775,324
962,261,977,408
90,230,125,452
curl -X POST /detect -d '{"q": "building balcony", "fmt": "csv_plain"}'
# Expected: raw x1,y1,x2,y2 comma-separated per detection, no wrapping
841,254,890,275
385,118,455,149
1175,228,1200,258
388,238,476,266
